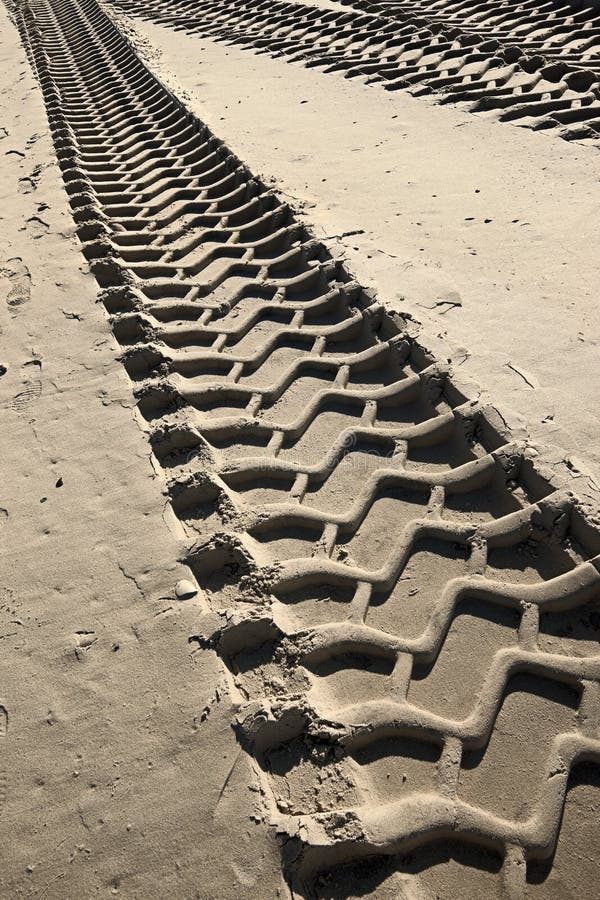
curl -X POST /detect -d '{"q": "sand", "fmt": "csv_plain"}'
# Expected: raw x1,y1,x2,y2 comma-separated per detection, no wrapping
0,7,286,897
119,12,600,492
2,0,600,897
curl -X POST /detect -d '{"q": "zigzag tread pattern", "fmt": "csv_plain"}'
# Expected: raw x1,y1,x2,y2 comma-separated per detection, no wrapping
108,0,600,147
10,0,600,895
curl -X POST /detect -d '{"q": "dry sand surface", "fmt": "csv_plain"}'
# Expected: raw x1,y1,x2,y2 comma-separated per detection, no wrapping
2,0,600,898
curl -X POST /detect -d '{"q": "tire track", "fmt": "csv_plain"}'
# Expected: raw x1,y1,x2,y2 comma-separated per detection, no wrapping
108,0,600,147
11,0,600,895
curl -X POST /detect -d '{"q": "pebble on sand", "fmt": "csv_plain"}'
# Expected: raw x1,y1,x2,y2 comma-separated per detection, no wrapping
175,578,198,600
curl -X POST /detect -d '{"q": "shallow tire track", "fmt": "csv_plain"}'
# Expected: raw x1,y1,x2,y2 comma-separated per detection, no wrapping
10,0,600,895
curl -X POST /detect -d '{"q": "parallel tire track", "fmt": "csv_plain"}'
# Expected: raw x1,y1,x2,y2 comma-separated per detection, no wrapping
108,0,600,147
11,0,600,895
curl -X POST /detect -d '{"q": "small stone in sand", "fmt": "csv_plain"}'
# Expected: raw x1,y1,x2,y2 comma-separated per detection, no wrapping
175,579,198,600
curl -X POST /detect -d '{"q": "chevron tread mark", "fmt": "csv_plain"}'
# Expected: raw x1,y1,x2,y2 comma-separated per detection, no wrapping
11,0,600,895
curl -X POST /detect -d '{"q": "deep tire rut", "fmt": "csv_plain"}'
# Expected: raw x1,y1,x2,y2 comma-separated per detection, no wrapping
109,0,600,147
11,0,600,895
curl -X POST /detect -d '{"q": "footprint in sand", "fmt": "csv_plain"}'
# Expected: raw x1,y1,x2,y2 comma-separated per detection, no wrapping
2,258,31,311
11,359,42,412
25,216,49,239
